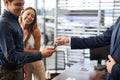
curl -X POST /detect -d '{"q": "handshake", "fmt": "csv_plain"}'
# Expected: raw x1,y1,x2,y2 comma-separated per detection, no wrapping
41,36,69,58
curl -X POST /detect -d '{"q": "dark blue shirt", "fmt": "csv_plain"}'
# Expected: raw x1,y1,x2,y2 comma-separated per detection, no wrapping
0,10,42,68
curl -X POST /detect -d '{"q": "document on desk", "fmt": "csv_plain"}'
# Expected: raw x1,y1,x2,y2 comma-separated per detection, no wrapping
66,77,76,80
52,63,94,80
79,67,89,71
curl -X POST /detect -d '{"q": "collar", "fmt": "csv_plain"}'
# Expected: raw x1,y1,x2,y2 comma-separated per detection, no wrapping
2,9,18,20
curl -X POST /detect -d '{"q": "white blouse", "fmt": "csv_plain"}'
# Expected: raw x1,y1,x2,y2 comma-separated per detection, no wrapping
23,34,35,49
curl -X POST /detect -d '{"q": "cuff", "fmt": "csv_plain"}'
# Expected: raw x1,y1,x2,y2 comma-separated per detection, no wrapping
111,63,120,77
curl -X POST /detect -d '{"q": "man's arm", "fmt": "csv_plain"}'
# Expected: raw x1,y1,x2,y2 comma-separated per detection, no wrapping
56,26,113,49
0,22,55,65
71,25,113,49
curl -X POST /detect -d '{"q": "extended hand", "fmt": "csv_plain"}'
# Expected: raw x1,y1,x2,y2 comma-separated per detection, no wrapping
106,55,116,73
55,36,69,46
41,47,56,58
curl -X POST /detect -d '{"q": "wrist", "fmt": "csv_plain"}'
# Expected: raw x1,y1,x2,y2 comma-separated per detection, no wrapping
64,37,70,46
40,51,44,58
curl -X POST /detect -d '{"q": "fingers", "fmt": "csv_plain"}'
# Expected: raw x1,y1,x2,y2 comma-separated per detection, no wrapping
106,60,109,66
46,47,56,53
47,47,55,50
55,37,63,45
41,47,56,58
108,55,114,62
57,37,62,40
106,59,111,73
106,55,116,73
56,37,62,42
55,36,69,46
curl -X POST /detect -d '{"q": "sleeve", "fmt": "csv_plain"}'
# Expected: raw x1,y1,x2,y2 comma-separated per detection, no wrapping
0,22,42,66
111,64,120,80
71,25,113,49
71,17,120,49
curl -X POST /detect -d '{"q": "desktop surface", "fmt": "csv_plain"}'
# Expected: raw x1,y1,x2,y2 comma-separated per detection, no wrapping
53,61,94,80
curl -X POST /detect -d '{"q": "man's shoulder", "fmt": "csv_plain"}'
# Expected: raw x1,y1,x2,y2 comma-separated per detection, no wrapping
0,15,16,26
0,15,10,23
0,17,14,31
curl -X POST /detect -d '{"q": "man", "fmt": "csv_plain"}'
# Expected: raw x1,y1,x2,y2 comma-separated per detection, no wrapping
56,17,120,80
0,0,55,80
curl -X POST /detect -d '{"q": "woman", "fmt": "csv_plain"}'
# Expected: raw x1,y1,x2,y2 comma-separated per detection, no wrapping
19,7,45,80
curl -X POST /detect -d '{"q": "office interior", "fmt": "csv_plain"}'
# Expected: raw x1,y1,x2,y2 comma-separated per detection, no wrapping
0,0,120,80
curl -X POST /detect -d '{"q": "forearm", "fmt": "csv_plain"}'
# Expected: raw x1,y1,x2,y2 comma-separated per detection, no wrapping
9,50,42,65
71,26,113,49
71,37,106,49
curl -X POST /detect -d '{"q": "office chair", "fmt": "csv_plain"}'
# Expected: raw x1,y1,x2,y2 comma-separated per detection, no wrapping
66,48,84,67
90,45,110,70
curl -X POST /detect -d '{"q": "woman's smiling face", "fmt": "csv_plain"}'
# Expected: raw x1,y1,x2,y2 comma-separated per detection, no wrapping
21,9,35,25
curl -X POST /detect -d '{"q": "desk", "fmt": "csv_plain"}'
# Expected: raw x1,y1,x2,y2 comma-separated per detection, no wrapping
52,63,94,80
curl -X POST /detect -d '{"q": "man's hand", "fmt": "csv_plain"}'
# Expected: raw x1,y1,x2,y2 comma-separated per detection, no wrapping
41,47,56,58
106,55,116,73
55,36,69,46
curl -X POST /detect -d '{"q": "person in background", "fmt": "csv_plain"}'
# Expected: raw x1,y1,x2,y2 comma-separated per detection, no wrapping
55,16,120,80
19,7,45,80
0,0,55,80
